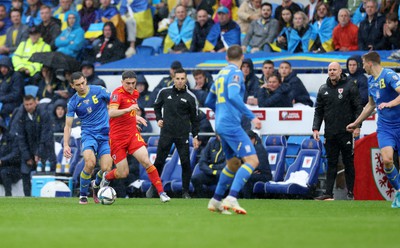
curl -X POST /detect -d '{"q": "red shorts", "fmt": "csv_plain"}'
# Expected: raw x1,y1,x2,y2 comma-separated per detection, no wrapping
110,132,147,164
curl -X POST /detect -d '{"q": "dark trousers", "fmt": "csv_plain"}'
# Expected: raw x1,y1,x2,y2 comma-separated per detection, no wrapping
191,171,219,198
242,173,269,199
0,166,21,196
154,135,191,193
324,133,355,195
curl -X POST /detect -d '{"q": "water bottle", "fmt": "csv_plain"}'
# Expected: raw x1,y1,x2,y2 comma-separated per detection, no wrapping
56,163,62,173
36,161,43,172
45,160,51,172
64,160,70,174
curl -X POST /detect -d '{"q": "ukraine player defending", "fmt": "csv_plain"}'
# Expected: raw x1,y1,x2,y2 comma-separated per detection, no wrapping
64,72,113,204
347,51,400,208
205,45,262,214
101,71,170,203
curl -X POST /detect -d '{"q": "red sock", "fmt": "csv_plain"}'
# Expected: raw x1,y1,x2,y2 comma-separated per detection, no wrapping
146,165,163,194
105,169,117,181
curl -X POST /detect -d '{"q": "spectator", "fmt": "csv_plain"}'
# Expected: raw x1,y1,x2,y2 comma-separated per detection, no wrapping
168,0,197,20
0,9,29,55
332,8,358,52
383,12,400,50
136,74,152,108
351,0,367,25
191,69,210,106
274,0,301,20
164,5,195,53
50,99,67,141
90,21,125,65
260,59,275,84
148,60,182,106
241,58,261,105
152,0,169,36
97,0,125,43
11,0,24,13
304,0,320,21
191,135,226,198
0,57,23,120
0,4,13,43
241,130,271,198
327,0,347,18
151,68,200,199
271,11,316,53
190,9,214,52
80,60,106,88
346,55,368,106
277,7,293,32
241,2,279,53
212,0,239,23
237,0,261,34
257,72,292,107
55,11,85,59
22,0,43,27
36,66,66,101
195,0,215,17
313,62,363,201
12,26,51,81
79,0,99,32
53,0,76,30
203,6,241,52
0,118,21,197
16,95,56,196
358,0,386,51
379,0,399,16
136,107,153,141
37,5,61,50
119,0,154,58
310,2,336,53
279,61,313,107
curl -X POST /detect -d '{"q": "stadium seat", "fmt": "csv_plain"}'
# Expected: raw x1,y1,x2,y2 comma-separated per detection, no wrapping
136,46,155,56
164,148,195,193
286,135,311,169
139,37,163,55
260,138,322,196
264,135,287,182
24,85,39,97
147,136,160,148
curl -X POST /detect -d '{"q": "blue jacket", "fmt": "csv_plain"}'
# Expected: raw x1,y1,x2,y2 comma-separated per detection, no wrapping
55,11,85,58
257,83,293,107
198,137,226,177
0,118,20,167
346,55,368,106
358,14,386,51
284,71,313,107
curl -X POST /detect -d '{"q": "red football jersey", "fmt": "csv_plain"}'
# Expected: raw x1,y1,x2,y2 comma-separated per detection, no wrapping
109,86,140,139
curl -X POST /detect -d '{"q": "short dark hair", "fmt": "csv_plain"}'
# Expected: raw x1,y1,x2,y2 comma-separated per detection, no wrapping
122,70,137,80
269,72,282,84
71,71,84,82
10,8,22,16
362,51,381,65
263,60,274,66
174,67,186,76
227,45,243,61
386,12,398,22
261,2,272,9
23,94,36,101
192,69,205,77
280,61,292,68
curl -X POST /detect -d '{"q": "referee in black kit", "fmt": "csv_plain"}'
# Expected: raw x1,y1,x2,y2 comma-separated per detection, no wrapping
148,67,200,199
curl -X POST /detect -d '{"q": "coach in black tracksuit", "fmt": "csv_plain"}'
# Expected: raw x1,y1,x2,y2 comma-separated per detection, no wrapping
153,68,200,198
312,62,363,200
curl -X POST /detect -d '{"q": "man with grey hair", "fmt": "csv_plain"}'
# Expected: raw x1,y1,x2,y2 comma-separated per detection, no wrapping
358,0,386,51
332,8,359,51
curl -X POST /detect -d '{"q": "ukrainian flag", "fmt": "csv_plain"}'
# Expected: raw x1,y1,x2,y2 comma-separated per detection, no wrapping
163,16,195,53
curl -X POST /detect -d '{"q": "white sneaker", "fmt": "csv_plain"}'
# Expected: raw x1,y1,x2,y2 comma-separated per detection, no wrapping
100,171,110,188
222,196,247,215
125,47,136,58
159,192,171,203
208,198,231,215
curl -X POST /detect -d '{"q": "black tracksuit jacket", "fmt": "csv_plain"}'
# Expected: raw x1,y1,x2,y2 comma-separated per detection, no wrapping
312,73,363,138
154,85,200,138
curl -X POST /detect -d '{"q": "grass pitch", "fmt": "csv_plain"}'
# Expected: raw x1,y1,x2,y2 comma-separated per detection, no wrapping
0,198,398,248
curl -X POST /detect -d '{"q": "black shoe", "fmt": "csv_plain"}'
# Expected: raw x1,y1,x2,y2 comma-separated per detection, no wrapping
347,192,354,200
314,194,334,201
146,185,157,198
182,192,191,199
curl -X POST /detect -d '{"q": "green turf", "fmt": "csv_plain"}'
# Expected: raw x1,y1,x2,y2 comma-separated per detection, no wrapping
0,198,398,248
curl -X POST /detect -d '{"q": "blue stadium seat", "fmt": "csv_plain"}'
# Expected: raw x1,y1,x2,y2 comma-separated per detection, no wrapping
136,46,155,56
139,36,163,55
24,85,39,97
264,135,287,182
165,147,196,193
263,138,322,196
286,135,311,169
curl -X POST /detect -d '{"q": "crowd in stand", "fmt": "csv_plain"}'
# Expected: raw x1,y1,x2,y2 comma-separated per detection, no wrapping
0,0,397,197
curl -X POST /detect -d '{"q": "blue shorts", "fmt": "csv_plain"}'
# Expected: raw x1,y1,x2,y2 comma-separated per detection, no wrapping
377,126,400,150
218,128,256,160
81,133,110,157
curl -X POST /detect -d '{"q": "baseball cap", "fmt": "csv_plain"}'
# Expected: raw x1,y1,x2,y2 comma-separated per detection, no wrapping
29,26,40,35
170,60,182,70
217,6,229,14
